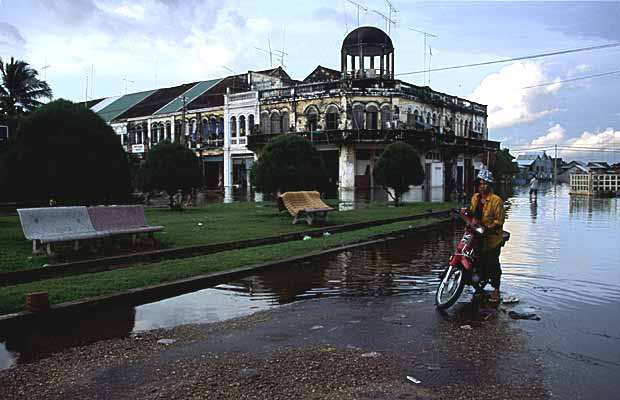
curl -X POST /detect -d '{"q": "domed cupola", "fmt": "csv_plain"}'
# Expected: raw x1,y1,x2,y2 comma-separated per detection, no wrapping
341,26,394,80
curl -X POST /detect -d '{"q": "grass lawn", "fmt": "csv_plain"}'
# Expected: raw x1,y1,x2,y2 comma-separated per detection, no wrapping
0,217,446,315
0,201,453,273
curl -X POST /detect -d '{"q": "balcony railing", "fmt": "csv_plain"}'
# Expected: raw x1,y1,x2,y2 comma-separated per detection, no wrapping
247,130,499,152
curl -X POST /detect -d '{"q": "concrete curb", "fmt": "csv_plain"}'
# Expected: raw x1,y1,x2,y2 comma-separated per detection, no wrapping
0,221,449,332
0,210,450,285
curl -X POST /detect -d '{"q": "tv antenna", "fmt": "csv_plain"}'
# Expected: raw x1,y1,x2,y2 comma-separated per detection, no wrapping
371,9,396,34
408,27,438,85
122,77,134,94
385,0,398,34
41,57,51,80
346,0,368,28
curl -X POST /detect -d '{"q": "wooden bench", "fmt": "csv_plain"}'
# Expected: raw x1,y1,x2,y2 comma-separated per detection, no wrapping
17,206,106,255
18,205,164,256
277,191,335,226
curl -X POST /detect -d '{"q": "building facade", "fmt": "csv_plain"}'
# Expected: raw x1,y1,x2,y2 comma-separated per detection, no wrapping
91,27,499,202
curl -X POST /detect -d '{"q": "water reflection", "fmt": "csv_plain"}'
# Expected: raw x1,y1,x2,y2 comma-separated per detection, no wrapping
2,184,619,372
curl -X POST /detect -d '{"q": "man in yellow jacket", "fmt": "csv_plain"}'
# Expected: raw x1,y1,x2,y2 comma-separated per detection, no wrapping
468,169,506,302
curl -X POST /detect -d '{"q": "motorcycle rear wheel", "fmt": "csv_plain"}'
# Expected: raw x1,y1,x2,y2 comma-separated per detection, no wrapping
435,265,465,309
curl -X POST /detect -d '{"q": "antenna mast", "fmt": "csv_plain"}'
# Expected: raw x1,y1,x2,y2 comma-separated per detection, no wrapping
408,27,438,85
346,0,368,28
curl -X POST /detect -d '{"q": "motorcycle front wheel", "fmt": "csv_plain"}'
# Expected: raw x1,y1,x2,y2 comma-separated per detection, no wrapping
435,265,465,309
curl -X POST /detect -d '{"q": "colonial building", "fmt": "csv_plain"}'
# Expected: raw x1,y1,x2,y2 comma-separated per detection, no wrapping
91,27,499,202
516,151,553,180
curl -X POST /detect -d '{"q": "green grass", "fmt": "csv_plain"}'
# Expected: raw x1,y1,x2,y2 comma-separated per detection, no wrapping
0,217,445,315
0,201,453,273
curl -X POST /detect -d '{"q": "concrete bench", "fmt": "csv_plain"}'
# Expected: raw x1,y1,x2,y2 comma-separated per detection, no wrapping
17,206,106,255
277,191,335,226
87,205,163,241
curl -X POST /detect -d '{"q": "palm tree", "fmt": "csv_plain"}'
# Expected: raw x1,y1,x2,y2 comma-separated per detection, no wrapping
0,57,52,117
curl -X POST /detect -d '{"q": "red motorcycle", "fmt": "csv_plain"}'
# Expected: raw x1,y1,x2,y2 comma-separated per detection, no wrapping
435,208,510,309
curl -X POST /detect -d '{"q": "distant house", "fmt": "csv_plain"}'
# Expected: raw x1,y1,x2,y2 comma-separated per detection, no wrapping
516,152,553,180
558,160,587,183
570,161,620,196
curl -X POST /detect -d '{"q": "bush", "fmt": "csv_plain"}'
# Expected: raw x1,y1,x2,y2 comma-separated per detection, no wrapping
374,142,425,206
0,99,131,203
251,134,328,195
137,141,202,209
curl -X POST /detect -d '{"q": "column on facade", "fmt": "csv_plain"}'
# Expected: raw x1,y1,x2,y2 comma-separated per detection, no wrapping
146,119,152,149
339,144,356,194
170,118,175,143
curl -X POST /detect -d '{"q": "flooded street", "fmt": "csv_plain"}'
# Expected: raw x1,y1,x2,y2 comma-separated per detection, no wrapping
2,183,619,398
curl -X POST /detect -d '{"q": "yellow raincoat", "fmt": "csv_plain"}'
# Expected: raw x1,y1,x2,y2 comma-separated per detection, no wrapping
469,192,505,251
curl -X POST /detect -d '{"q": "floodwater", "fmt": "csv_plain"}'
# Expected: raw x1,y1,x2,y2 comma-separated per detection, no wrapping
1,184,619,398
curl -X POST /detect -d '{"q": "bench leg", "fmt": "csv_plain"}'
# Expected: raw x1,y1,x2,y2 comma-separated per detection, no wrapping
32,240,43,255
148,232,156,246
292,215,299,225
45,243,55,257
306,215,313,226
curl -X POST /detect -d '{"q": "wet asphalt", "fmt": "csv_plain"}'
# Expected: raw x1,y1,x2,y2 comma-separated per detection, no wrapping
0,295,547,399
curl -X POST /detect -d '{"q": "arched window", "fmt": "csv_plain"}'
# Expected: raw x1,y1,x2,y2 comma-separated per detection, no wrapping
464,120,469,136
281,111,289,133
426,112,431,124
202,118,211,138
432,113,437,126
248,114,255,135
326,105,339,130
209,118,217,138
230,116,237,137
218,117,224,137
150,123,158,144
239,115,246,136
270,112,281,134
352,104,364,130
165,122,171,141
459,119,464,136
174,120,182,141
413,109,420,122
366,105,378,130
306,107,319,131
260,112,270,134
380,105,391,129
136,124,144,144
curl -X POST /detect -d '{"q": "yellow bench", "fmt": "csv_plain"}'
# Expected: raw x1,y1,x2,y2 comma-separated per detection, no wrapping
277,191,335,225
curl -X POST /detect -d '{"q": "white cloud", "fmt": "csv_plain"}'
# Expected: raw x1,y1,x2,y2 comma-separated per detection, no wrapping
468,61,562,129
532,123,566,145
113,4,146,20
569,63,592,76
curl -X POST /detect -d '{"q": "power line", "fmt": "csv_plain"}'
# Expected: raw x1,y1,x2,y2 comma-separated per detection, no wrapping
521,69,620,89
395,42,620,77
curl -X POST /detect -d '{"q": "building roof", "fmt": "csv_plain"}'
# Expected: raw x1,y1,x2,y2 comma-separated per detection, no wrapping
303,65,341,84
115,82,198,120
517,159,536,167
342,26,393,53
95,90,157,123
154,78,222,115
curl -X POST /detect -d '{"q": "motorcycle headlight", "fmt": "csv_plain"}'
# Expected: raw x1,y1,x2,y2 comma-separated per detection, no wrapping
474,226,485,235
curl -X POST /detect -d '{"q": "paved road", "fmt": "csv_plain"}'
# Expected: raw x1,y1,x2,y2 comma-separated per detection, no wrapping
0,295,547,399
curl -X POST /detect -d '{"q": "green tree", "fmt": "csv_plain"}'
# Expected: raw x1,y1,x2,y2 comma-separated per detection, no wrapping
374,142,425,206
138,141,202,209
0,99,131,203
491,148,519,183
251,134,328,195
0,57,53,135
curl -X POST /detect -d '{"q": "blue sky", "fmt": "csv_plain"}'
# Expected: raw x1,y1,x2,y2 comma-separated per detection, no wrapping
1,0,619,162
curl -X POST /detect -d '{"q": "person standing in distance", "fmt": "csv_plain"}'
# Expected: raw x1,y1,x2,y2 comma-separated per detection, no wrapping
469,169,506,303
529,174,539,200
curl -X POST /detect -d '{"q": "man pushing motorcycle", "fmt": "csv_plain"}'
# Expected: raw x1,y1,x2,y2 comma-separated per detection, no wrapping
468,169,506,303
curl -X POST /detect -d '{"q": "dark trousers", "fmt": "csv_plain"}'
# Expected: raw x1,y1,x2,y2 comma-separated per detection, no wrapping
480,246,502,289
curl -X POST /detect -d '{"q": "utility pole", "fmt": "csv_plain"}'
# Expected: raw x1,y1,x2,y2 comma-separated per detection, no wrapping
346,0,368,28
408,27,438,85
554,144,558,185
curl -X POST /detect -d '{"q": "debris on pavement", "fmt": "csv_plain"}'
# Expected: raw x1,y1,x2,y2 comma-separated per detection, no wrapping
406,376,421,384
361,352,381,358
157,338,177,345
460,324,473,330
